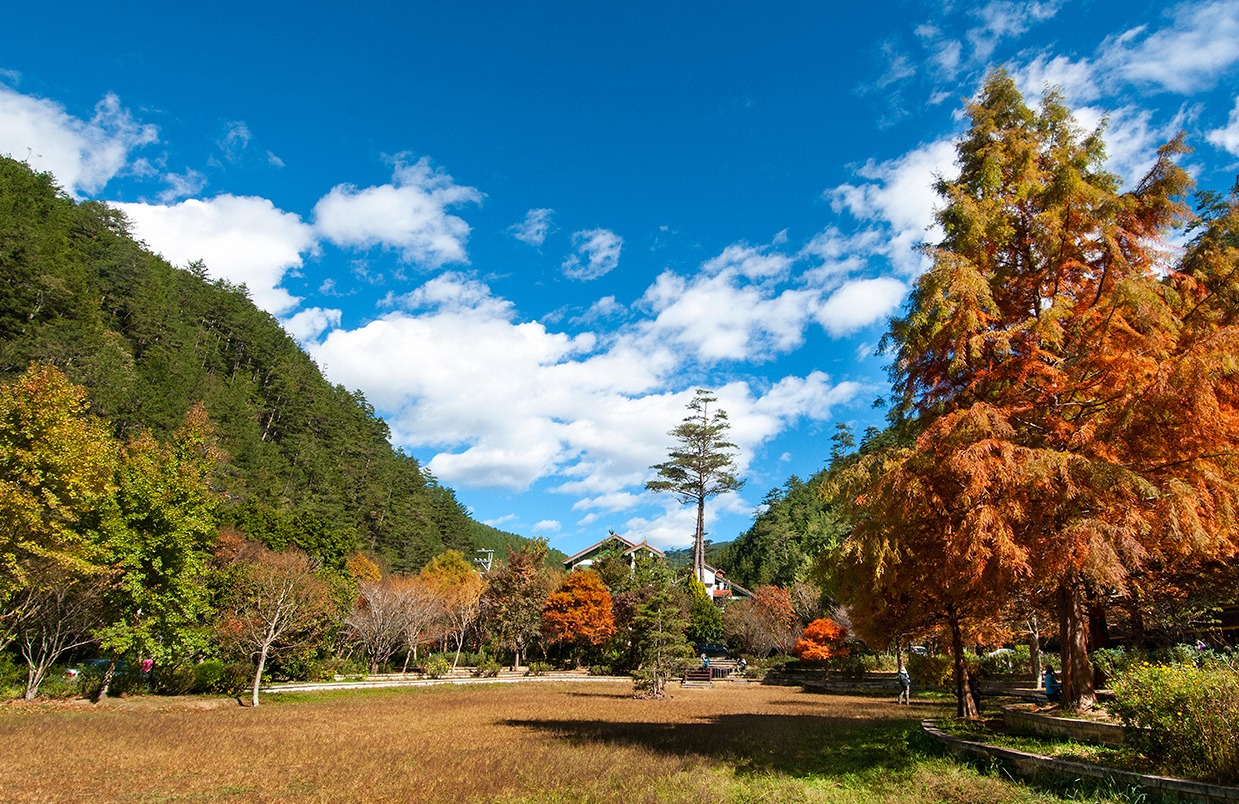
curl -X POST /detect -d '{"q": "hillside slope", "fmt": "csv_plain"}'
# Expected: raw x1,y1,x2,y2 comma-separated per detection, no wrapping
0,157,500,572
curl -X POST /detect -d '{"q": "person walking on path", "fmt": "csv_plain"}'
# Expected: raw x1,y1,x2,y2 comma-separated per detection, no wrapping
897,666,911,704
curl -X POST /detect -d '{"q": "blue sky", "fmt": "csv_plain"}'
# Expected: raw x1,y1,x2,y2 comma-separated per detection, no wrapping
4,0,1239,558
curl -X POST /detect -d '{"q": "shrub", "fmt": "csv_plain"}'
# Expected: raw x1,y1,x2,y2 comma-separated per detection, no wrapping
907,654,952,688
1110,662,1239,782
472,658,502,678
525,661,551,677
588,665,613,676
159,663,198,695
828,652,874,679
0,652,23,695
423,656,452,679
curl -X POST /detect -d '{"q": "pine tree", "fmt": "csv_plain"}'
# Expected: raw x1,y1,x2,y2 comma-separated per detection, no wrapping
647,389,744,585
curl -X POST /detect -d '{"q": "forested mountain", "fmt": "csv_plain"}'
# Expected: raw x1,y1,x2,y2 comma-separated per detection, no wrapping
470,522,568,570
713,425,908,590
0,156,497,573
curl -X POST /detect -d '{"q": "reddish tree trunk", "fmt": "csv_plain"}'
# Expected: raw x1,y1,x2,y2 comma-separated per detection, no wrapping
948,607,978,719
1058,574,1095,709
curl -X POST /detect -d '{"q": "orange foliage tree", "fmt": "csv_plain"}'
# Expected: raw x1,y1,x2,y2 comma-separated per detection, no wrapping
541,569,614,665
794,618,849,662
837,71,1239,710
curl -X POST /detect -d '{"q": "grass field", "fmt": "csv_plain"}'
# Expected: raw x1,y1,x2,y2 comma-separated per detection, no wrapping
1,682,1142,803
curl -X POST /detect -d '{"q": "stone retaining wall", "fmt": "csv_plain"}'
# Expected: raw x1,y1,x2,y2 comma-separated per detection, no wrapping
1003,706,1128,746
923,720,1239,804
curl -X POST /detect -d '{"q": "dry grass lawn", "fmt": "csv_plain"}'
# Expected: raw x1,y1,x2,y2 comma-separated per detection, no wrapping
1,682,1132,803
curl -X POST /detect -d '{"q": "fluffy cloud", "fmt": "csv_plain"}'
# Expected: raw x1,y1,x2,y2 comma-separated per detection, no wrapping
309,273,863,501
814,277,908,337
116,195,317,315
562,228,623,280
0,85,157,197
827,138,958,275
281,306,343,343
1207,96,1239,155
508,207,555,247
1097,0,1239,94
313,155,483,267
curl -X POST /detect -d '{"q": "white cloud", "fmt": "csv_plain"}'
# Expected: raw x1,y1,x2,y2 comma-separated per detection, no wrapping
968,0,1062,61
562,228,623,280
313,155,483,267
532,520,562,533
827,138,958,275
1207,96,1239,155
308,274,863,507
281,306,342,343
815,278,907,337
159,168,207,203
508,208,555,247
0,85,157,197
116,195,317,315
1097,0,1239,94
218,120,251,162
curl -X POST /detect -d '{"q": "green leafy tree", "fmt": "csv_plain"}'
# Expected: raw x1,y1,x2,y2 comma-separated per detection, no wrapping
92,404,223,696
647,389,744,586
684,575,723,645
631,560,694,697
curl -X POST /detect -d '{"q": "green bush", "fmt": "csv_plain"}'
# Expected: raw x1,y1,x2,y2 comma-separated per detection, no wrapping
423,656,452,678
525,661,551,677
588,665,614,676
907,654,952,688
472,658,502,678
827,652,874,679
303,657,367,681
0,652,23,695
1110,662,1239,782
158,663,197,695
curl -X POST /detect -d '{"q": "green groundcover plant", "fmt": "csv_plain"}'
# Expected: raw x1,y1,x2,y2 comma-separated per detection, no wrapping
1110,662,1239,783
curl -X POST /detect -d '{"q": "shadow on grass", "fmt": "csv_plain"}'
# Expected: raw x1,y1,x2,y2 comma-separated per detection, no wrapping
502,712,934,779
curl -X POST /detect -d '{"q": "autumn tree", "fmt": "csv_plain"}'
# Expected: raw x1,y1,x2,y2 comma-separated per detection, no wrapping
419,550,486,671
647,389,744,585
795,618,849,662
842,71,1239,710
346,578,414,674
216,539,335,707
0,365,116,643
481,539,555,669
541,569,615,666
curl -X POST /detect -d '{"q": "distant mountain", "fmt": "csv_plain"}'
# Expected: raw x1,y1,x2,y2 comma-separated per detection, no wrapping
0,156,489,573
469,522,569,571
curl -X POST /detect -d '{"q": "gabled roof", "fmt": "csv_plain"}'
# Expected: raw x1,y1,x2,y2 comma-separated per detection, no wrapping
561,533,636,566
623,541,665,558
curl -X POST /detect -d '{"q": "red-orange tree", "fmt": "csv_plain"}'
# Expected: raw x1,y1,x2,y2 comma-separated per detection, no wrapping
794,618,849,662
845,71,1239,710
541,569,614,665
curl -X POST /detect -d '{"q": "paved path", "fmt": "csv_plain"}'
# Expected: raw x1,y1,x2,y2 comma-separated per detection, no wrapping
261,672,630,694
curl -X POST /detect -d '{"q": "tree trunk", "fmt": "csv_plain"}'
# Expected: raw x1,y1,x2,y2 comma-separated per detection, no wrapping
1029,615,1043,689
1126,585,1146,649
1057,574,1095,709
94,655,118,703
895,638,905,674
694,497,706,586
251,643,270,708
948,608,978,719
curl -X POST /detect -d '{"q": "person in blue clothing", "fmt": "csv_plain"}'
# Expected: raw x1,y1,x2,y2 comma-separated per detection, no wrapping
1044,665,1061,702
897,666,911,704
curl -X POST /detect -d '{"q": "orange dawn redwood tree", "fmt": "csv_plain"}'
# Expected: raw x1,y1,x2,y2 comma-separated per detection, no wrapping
541,569,614,665
834,71,1239,711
